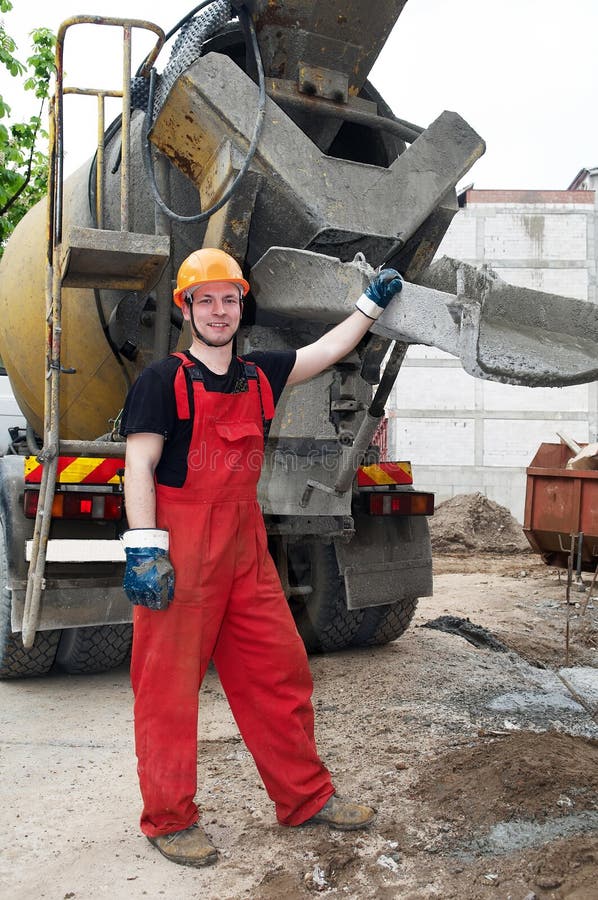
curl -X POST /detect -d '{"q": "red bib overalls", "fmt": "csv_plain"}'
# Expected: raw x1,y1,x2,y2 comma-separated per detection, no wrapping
130,354,334,837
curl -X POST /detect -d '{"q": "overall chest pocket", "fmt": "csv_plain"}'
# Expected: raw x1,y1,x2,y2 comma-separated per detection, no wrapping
214,421,262,442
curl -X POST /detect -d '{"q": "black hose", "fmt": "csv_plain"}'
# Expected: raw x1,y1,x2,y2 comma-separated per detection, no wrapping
141,3,266,224
85,3,254,371
135,0,219,77
94,288,133,388
26,423,42,455
86,114,123,220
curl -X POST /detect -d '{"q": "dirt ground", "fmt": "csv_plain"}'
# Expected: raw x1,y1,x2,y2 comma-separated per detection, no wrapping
1,504,598,898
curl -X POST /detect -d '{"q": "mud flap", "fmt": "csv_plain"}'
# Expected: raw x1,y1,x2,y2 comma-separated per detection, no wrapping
334,514,433,610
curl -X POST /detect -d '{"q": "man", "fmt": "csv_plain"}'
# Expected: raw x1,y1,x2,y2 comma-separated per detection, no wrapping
120,247,402,868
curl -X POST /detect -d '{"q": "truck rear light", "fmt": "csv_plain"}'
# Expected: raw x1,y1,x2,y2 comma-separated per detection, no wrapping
24,490,124,521
410,493,433,515
104,495,124,519
366,491,434,516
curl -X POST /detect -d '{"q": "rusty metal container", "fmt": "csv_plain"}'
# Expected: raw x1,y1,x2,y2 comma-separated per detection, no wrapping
524,442,598,571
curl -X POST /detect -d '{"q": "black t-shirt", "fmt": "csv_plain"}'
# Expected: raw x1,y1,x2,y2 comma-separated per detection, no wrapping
119,349,296,487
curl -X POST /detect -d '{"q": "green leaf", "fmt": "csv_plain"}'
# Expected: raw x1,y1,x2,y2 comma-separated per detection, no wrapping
0,11,53,255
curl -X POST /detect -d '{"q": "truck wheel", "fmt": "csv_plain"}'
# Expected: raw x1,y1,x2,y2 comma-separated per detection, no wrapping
0,526,61,678
286,541,418,653
54,624,133,674
349,597,419,647
286,541,365,652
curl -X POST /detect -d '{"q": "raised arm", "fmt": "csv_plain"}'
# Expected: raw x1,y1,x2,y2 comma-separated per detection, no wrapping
287,310,372,385
286,269,403,386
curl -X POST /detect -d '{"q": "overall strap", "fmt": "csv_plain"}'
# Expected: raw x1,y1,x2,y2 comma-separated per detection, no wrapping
171,354,275,434
170,352,203,421
241,359,276,437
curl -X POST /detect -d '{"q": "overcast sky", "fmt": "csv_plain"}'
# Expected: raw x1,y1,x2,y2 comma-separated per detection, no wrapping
3,0,596,189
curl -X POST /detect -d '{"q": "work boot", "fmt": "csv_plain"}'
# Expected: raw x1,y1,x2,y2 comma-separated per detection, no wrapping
303,795,376,831
147,822,218,867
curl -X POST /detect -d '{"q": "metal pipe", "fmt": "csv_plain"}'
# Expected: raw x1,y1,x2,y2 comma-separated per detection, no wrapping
24,38,64,650
557,672,598,724
26,146,63,648
54,34,65,244
48,261,63,462
334,341,409,494
21,455,58,649
45,95,56,268
152,153,173,361
120,24,132,231
62,86,127,230
334,410,384,495
44,109,55,440
21,15,166,648
63,87,122,98
580,561,598,616
56,15,164,69
24,256,67,647
272,89,424,144
59,440,126,457
55,15,165,233
565,533,575,666
96,93,105,229
576,531,584,584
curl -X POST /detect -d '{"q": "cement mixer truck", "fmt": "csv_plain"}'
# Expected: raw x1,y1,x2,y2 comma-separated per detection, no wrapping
2,1,598,678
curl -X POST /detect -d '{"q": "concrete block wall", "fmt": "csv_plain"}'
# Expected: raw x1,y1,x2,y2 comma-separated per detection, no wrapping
387,188,598,523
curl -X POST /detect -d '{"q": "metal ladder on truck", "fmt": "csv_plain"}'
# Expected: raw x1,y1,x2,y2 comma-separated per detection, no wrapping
21,17,171,649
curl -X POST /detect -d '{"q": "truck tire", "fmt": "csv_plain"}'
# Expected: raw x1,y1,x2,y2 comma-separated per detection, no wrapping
286,541,418,653
0,525,61,678
54,624,133,675
286,541,364,652
349,597,419,647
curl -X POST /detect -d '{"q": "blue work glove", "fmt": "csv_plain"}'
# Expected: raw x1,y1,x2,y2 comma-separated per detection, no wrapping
355,268,403,320
122,529,175,610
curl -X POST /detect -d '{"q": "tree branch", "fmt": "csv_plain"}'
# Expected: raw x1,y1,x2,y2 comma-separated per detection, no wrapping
0,96,45,216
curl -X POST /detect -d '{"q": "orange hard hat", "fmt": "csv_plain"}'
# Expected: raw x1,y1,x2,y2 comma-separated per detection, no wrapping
172,248,250,307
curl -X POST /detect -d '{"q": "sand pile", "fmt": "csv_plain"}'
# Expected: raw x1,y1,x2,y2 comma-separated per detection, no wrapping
429,492,530,553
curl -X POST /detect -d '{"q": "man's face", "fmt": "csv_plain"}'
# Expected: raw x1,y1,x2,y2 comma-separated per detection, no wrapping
183,281,243,346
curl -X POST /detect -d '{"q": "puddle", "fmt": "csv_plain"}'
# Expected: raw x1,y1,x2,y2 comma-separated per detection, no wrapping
488,691,583,714
456,810,598,858
559,667,598,706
